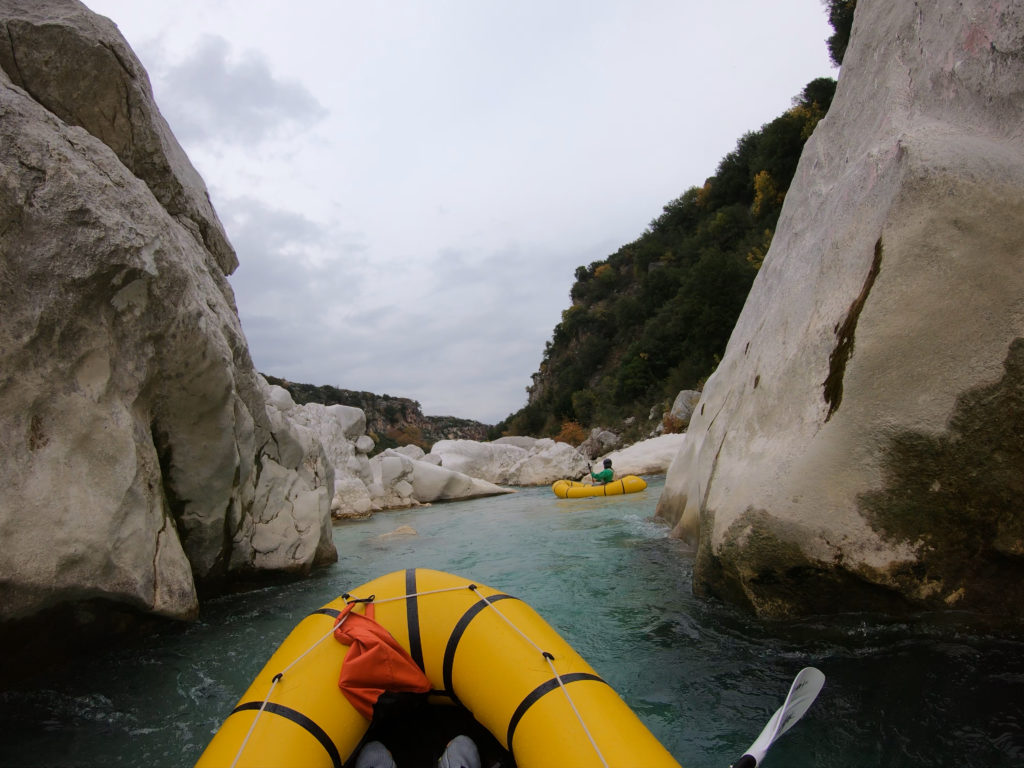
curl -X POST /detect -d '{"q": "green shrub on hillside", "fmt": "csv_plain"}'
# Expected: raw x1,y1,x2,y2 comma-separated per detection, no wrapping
498,77,837,437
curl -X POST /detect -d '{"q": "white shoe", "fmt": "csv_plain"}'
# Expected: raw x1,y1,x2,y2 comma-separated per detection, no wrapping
437,735,480,768
355,741,397,768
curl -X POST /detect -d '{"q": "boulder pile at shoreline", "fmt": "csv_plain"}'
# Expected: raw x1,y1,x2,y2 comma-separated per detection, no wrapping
429,437,588,486
264,383,515,519
276,379,689,519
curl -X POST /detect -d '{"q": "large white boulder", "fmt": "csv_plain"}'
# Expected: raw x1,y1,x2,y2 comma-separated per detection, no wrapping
657,0,1024,618
0,0,236,274
668,391,701,428
409,461,512,503
0,1,335,623
368,453,420,510
514,440,590,486
247,383,335,572
578,428,622,460
332,475,375,519
491,436,540,450
393,444,426,460
270,388,360,470
596,434,687,477
430,439,530,484
431,438,588,485
367,449,514,505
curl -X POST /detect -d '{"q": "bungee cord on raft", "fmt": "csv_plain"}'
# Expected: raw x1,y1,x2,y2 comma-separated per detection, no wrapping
228,616,344,768
468,585,610,768
357,584,470,604
227,580,611,768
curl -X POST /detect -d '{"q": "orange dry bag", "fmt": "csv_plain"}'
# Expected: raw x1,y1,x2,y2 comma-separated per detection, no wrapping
333,602,431,720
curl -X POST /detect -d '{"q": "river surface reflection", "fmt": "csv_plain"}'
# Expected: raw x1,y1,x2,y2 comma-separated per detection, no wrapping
1,478,1022,767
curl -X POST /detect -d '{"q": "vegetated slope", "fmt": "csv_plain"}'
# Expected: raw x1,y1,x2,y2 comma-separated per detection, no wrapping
263,375,490,452
499,77,838,438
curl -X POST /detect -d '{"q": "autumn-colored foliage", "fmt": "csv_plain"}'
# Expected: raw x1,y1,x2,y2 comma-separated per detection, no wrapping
385,425,428,451
752,171,784,217
554,420,587,446
746,228,775,270
661,414,686,435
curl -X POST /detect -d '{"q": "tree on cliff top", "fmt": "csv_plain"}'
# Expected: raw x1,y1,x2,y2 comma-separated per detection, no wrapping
824,0,857,67
498,76,837,438
496,5,855,439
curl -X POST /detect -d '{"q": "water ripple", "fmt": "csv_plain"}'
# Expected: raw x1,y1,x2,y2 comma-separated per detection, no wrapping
2,479,1023,767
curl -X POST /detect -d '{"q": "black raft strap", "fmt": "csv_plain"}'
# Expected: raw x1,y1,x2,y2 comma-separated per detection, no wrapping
230,701,342,768
405,568,426,671
310,607,342,619
505,673,609,754
441,593,517,706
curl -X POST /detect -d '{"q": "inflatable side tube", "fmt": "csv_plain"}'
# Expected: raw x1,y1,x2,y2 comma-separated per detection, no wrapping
196,568,679,768
551,475,648,498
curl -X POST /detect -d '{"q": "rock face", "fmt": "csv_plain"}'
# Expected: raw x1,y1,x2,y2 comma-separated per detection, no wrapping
656,0,1024,618
577,428,621,460
0,0,235,275
667,390,701,429
0,1,335,623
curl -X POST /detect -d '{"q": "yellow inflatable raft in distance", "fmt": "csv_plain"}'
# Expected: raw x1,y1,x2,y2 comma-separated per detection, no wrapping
196,568,681,768
552,475,648,498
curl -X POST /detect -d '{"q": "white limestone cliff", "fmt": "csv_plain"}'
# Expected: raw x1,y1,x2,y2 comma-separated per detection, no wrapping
0,0,336,623
656,0,1024,618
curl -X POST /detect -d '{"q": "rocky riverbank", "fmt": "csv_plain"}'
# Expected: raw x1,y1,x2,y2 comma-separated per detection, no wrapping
273,378,688,519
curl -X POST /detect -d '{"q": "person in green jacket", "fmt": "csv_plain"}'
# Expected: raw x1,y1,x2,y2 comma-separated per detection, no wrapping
589,458,614,484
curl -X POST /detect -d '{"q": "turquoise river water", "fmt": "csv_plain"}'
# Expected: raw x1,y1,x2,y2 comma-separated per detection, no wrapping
2,478,1023,767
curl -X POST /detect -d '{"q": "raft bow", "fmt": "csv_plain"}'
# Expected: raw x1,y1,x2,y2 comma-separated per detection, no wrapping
196,568,681,768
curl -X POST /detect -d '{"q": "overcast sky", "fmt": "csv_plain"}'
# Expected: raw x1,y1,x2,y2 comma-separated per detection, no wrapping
83,1,837,424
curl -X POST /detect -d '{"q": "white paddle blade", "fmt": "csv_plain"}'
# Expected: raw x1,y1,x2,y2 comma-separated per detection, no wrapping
743,667,825,765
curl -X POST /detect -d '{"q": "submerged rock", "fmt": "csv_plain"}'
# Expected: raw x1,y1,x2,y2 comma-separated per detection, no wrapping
657,0,1024,619
373,525,418,544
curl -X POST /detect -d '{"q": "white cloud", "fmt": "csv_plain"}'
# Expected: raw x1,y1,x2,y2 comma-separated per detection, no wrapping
152,35,328,145
83,0,838,424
